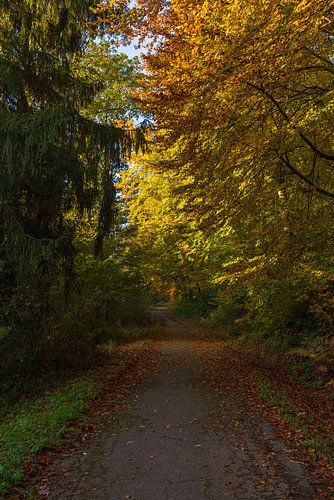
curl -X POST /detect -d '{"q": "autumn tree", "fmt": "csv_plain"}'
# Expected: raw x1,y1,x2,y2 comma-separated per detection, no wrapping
103,1,334,346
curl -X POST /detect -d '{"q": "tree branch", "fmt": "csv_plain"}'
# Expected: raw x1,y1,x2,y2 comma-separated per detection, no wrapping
246,82,334,162
296,65,334,76
279,153,334,199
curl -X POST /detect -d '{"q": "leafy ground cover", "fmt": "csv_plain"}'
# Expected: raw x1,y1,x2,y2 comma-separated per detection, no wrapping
0,381,101,496
195,340,334,496
255,379,334,466
1,330,161,499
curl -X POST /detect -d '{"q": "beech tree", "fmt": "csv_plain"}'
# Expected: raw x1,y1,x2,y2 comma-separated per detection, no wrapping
104,1,334,346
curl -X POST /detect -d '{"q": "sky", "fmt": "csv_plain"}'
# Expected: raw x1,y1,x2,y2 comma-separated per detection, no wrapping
117,1,145,60
119,39,142,59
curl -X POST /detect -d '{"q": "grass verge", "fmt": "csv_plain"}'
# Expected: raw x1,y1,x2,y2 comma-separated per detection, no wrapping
255,376,334,468
198,339,334,487
0,380,101,496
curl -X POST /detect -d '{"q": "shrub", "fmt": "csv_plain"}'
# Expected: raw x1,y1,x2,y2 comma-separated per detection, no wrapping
208,286,248,335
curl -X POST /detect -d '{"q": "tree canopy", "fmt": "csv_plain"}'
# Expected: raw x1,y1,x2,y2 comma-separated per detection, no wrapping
101,0,334,349
1,0,334,379
0,0,145,376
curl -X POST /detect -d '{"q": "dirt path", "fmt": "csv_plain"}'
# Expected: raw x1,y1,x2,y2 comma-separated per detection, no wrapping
39,310,317,499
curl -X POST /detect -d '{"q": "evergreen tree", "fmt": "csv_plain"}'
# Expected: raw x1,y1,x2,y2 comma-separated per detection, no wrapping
0,1,137,361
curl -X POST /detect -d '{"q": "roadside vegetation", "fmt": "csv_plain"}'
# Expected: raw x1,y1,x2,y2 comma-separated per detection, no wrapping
0,381,101,496
1,0,334,495
196,339,334,490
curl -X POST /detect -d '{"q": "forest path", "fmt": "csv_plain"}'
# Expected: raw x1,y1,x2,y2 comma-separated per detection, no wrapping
39,308,316,499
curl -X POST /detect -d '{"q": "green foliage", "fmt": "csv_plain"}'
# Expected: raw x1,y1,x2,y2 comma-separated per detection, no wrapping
208,287,247,336
0,327,8,342
77,40,142,122
288,357,325,389
69,230,152,340
250,282,315,351
170,299,202,318
170,289,218,319
0,381,101,495
0,0,148,380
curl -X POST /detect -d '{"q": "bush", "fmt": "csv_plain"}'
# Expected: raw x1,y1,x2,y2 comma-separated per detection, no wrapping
170,288,219,318
208,287,247,336
248,278,327,354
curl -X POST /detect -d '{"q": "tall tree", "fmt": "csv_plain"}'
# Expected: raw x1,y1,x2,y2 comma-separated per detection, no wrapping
0,0,138,359
104,0,334,344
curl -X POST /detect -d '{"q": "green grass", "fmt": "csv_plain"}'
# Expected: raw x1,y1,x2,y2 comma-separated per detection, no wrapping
258,383,304,428
300,437,334,462
0,380,101,495
288,357,326,389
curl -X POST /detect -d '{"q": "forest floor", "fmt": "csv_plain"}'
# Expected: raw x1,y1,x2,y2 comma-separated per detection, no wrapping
19,306,333,500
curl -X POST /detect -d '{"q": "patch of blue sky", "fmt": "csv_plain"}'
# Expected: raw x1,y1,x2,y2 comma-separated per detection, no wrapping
118,37,142,60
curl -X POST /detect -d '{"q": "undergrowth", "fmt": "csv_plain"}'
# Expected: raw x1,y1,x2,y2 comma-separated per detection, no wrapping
95,320,162,344
0,321,161,496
